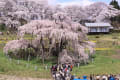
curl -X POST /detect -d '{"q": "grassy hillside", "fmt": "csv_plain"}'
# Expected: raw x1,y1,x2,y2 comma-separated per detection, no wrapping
0,48,52,78
0,32,120,78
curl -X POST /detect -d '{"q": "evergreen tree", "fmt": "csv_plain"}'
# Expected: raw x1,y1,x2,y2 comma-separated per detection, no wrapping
110,0,120,29
110,0,120,10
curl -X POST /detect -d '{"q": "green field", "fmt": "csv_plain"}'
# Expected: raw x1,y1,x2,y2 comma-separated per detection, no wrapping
0,32,120,78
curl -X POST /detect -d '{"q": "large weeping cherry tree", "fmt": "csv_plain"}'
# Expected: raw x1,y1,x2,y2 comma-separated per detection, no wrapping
4,12,95,64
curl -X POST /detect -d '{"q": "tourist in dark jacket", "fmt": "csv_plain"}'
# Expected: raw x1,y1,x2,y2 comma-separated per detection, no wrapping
90,74,93,80
71,75,75,80
110,75,115,80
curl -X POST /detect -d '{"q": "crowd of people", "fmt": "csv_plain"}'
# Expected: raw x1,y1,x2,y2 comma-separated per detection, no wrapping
70,74,120,80
51,64,120,80
89,74,120,80
51,64,73,80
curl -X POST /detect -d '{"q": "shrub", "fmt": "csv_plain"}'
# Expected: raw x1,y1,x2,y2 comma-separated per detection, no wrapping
7,48,36,60
112,36,118,39
95,36,100,38
0,24,6,31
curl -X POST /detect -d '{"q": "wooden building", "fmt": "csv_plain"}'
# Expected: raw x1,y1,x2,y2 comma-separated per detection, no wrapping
85,23,113,33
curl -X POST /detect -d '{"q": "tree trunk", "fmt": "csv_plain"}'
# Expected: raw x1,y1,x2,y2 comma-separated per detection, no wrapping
41,49,44,64
41,37,45,64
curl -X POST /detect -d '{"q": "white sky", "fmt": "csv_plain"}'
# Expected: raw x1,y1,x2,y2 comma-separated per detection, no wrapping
28,0,120,6
49,0,120,6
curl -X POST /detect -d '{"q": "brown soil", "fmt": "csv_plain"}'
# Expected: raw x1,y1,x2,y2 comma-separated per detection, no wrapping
0,74,52,80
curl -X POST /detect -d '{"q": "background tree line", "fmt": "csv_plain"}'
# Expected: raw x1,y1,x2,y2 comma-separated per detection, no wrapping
110,0,120,29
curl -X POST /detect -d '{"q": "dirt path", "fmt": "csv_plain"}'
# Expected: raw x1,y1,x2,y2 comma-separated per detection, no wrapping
0,74,52,80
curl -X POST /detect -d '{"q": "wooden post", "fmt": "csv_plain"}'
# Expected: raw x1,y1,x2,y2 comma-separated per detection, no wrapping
9,57,12,63
92,58,94,63
45,65,48,70
34,66,38,71
26,63,29,68
28,55,30,62
77,63,80,68
17,60,20,64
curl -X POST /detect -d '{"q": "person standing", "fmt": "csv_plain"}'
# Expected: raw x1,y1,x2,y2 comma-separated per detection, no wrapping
102,75,108,80
90,74,93,80
71,75,75,80
83,75,88,80
110,75,115,80
70,64,73,71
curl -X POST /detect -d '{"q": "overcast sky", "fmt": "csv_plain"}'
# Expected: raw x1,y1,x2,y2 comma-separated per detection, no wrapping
48,0,120,6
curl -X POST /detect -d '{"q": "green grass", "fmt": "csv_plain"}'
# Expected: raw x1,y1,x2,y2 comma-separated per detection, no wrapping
72,33,120,77
0,48,52,78
0,32,120,78
72,51,120,77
